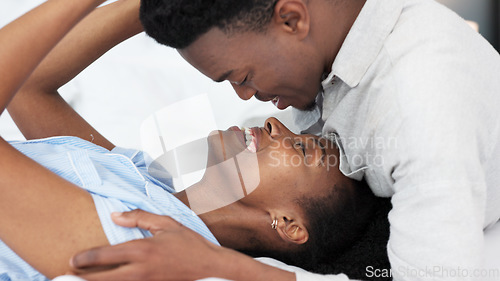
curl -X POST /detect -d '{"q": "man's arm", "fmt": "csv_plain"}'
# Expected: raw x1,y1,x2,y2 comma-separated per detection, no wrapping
7,0,143,150
70,210,356,281
71,211,301,281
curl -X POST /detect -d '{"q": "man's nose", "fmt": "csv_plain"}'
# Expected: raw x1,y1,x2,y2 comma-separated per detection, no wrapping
231,84,257,100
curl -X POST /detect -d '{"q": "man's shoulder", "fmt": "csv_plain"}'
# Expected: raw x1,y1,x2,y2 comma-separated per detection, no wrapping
385,0,490,63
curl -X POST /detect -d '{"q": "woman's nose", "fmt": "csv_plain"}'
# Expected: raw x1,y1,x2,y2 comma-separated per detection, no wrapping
231,83,256,100
264,117,290,138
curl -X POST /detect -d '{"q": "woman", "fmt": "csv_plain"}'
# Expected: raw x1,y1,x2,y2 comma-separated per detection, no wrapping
0,1,389,281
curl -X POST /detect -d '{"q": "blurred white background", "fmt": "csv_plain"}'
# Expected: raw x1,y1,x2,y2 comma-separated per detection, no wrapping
0,0,296,150
436,0,498,51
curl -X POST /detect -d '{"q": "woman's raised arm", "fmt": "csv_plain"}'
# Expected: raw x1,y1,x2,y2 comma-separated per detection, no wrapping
0,0,112,278
7,0,143,150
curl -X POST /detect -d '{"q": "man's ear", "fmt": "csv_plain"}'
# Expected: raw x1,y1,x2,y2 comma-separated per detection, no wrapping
272,0,310,39
276,217,309,245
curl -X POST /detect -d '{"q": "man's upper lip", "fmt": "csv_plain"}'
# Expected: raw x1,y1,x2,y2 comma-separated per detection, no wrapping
254,92,276,102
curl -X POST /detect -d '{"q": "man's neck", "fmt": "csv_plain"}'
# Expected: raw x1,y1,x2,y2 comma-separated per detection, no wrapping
312,0,367,74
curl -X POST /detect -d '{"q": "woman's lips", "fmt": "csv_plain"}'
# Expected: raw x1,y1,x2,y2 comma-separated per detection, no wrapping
228,126,246,147
226,126,260,153
245,127,260,153
246,127,260,153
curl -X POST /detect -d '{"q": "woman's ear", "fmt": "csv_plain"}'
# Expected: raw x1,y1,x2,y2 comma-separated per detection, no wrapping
276,216,309,245
272,0,310,39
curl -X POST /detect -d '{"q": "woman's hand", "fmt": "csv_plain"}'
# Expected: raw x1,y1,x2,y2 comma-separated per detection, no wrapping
70,210,296,281
7,0,143,149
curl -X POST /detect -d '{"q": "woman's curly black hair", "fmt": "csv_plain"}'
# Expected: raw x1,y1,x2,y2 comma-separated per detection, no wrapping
139,0,277,49
243,179,392,281
313,197,392,281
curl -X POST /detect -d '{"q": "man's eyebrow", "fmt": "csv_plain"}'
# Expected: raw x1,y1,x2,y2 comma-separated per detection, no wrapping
313,137,326,166
214,70,233,83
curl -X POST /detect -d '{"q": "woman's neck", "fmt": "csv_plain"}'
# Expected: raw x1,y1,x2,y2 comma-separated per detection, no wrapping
173,177,251,215
173,181,269,249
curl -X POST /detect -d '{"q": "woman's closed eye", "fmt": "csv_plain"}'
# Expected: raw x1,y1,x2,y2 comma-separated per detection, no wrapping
294,142,306,156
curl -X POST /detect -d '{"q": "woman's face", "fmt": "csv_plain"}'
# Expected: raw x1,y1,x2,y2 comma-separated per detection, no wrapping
202,117,345,213
191,117,352,251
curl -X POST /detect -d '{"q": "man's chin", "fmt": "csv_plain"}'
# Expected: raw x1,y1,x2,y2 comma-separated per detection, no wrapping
296,100,317,112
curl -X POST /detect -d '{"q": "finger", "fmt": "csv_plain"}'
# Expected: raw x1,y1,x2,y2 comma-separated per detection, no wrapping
111,209,183,234
74,264,147,281
70,241,140,269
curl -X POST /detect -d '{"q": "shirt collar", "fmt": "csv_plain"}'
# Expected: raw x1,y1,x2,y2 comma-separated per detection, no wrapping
321,0,404,89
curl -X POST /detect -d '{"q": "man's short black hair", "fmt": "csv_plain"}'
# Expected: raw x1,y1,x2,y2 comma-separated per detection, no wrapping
139,0,277,49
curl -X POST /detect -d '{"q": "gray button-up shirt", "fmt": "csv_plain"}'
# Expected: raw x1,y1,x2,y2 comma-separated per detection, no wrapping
293,0,500,280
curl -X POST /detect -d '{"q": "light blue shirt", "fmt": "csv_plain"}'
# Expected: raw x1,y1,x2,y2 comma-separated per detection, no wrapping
0,136,219,281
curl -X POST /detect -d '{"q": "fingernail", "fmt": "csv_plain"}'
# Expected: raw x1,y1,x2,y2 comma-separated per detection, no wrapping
69,256,75,267
111,212,123,218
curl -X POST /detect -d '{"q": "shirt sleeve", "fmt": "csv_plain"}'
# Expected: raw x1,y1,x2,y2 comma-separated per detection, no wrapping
385,129,488,280
91,194,151,245
380,80,490,280
387,180,486,281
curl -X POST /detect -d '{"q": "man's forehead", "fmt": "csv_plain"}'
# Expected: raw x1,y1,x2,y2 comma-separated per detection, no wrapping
178,45,232,82
179,41,250,83
180,27,265,61
180,28,231,55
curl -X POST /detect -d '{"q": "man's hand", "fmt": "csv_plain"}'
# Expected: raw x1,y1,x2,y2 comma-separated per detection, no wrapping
69,210,226,280
70,210,296,281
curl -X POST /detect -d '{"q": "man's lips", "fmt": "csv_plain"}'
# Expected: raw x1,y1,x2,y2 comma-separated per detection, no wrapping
271,96,279,106
254,93,289,109
272,96,288,110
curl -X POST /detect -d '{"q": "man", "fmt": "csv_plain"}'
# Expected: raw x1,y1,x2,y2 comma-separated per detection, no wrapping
65,0,499,280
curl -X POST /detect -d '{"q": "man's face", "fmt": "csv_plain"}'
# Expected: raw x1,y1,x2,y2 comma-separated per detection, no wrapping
179,27,325,110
